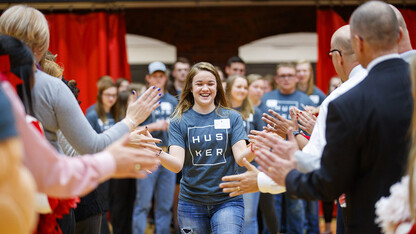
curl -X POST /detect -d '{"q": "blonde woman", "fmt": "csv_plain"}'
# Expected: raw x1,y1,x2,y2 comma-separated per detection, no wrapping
296,60,326,105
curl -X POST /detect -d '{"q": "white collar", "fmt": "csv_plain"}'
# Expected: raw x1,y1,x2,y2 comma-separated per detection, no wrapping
400,50,416,63
348,65,366,81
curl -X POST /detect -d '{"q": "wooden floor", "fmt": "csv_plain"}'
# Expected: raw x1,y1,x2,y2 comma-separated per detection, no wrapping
143,217,337,234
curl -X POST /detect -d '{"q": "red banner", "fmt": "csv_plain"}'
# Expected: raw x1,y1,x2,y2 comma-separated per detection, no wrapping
316,10,346,94
46,12,131,112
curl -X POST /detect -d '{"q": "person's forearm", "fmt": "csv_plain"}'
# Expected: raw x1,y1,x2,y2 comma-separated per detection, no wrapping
144,122,160,133
296,134,309,150
235,146,255,166
4,81,116,198
158,151,182,173
48,77,129,154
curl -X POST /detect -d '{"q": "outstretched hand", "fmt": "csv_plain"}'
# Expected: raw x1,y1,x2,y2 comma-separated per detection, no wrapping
219,158,259,197
125,87,162,128
253,128,298,186
106,134,160,179
128,127,162,152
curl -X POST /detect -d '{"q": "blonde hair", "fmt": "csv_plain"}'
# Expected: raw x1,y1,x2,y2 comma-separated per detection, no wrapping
172,62,228,120
409,56,416,221
42,59,64,78
225,75,254,120
296,60,315,95
0,5,50,58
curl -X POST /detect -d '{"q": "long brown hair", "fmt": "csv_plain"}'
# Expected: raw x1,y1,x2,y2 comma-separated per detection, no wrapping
409,56,416,221
225,75,254,120
172,62,228,120
95,81,120,122
296,60,315,95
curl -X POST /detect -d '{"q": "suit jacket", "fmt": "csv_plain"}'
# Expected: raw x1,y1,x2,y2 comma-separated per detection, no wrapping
286,58,413,233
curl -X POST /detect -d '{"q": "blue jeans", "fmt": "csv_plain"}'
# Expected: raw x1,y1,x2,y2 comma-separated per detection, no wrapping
273,194,305,234
132,166,176,234
242,192,260,234
177,198,244,234
303,200,319,234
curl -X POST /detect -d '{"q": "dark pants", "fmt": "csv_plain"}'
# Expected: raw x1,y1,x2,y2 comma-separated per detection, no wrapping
336,202,345,234
57,209,76,234
110,178,136,234
322,200,335,223
259,192,279,234
100,212,110,234
75,214,102,234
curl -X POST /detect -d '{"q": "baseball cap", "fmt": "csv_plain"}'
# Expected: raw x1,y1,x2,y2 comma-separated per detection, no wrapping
148,61,166,74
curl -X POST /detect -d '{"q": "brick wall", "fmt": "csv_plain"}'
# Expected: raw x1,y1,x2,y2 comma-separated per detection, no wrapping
125,6,324,69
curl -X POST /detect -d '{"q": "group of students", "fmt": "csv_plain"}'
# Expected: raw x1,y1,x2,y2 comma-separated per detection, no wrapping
0,4,331,234
3,1,416,234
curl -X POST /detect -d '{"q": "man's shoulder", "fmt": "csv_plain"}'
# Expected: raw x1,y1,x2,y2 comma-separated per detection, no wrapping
370,57,409,75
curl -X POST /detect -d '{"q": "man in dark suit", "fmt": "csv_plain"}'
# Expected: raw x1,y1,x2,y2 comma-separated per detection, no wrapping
253,1,413,233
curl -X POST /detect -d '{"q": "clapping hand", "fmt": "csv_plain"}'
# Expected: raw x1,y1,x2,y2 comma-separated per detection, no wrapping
296,110,317,135
262,109,297,138
250,129,298,186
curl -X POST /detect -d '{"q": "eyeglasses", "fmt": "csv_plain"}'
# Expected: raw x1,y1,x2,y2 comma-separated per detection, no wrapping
328,49,342,59
103,93,117,98
278,74,295,79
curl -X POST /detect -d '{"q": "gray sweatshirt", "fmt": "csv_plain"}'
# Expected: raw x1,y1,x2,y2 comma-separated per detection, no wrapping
31,70,129,154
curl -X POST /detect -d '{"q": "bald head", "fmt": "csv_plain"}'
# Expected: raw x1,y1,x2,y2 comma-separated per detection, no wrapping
389,4,413,53
389,4,407,31
350,1,399,50
331,25,353,56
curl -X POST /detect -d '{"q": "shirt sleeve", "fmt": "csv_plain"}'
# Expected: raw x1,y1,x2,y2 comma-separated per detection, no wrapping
2,81,116,198
168,117,185,149
38,72,129,154
257,172,286,194
294,150,321,173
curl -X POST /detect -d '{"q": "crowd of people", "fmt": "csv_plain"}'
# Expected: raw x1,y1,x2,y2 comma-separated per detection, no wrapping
1,1,416,234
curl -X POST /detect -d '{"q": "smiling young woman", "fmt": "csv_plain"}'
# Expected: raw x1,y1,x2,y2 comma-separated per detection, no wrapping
155,62,256,234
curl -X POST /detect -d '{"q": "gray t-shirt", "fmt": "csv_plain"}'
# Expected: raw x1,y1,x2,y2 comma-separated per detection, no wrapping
31,70,129,154
169,107,247,205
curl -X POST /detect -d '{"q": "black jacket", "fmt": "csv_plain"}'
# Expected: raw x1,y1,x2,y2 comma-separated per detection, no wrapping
286,58,413,233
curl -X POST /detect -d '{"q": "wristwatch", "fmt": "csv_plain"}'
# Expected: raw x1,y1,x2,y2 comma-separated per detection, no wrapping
292,130,302,137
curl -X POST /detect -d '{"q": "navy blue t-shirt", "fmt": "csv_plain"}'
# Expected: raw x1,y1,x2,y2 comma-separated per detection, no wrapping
260,90,316,119
141,93,178,147
169,107,247,205
233,106,263,170
233,106,264,135
0,86,17,141
86,109,115,133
